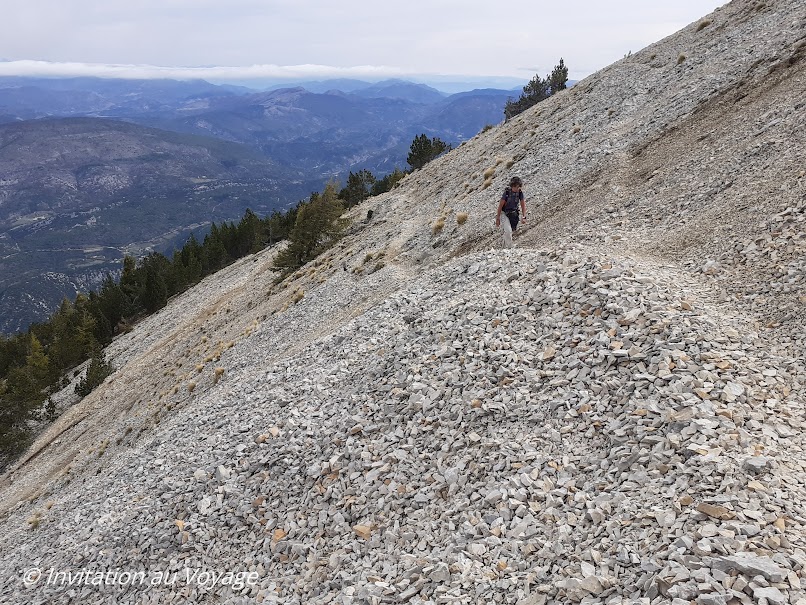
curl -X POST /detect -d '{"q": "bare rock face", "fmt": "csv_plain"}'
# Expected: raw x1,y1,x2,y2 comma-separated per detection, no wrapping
1,1,805,604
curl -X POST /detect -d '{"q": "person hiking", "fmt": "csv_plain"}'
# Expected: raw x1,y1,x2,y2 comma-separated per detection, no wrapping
496,176,527,249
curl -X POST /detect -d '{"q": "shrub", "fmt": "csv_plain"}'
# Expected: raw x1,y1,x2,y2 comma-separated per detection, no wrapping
677,54,687,65
456,212,469,225
483,167,495,179
696,20,712,31
432,218,446,235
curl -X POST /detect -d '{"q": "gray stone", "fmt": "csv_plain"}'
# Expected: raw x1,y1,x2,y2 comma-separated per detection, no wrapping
752,587,787,605
714,554,786,583
742,457,771,475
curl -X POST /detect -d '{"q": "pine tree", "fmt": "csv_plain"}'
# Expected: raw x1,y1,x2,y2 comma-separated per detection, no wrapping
407,135,451,170
140,265,168,313
181,233,204,284
504,58,569,121
371,168,406,196
203,224,229,272
0,335,52,458
75,349,113,398
98,274,126,331
119,255,141,316
274,182,348,271
236,209,263,255
547,58,569,94
340,170,376,207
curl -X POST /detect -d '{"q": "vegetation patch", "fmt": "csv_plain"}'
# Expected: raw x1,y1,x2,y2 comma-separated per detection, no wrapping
432,218,446,235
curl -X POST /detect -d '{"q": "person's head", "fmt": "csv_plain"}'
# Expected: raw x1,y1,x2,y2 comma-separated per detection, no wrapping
509,176,522,189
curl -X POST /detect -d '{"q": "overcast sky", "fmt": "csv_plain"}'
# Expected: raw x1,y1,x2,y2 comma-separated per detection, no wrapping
1,0,727,86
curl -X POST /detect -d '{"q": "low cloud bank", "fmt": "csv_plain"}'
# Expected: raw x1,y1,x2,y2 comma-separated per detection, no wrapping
0,60,406,81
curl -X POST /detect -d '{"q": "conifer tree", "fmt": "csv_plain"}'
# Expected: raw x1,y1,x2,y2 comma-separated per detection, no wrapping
236,209,263,255
340,170,376,207
75,349,113,398
504,58,569,121
141,265,168,313
371,168,406,195
274,182,348,271
98,274,126,331
407,135,451,170
203,224,229,272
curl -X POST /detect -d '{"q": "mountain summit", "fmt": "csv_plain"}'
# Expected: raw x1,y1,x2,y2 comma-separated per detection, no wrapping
1,0,804,603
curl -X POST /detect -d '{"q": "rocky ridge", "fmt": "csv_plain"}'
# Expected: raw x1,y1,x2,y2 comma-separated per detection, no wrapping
0,0,804,604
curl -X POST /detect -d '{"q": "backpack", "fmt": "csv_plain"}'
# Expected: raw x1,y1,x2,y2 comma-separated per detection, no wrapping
502,187,520,213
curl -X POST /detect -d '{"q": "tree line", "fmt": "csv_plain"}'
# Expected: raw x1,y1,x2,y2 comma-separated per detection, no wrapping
505,58,569,120
0,207,298,463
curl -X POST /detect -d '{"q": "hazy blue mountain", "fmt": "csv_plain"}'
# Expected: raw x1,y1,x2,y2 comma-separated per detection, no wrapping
446,87,521,99
349,79,447,103
125,86,509,175
266,78,374,93
0,117,315,334
0,77,240,119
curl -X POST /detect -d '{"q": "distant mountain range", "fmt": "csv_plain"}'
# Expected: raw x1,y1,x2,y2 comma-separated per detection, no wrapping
0,76,515,175
0,76,516,332
0,117,313,334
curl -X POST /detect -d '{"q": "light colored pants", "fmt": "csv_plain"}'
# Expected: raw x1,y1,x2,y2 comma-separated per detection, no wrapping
500,216,514,249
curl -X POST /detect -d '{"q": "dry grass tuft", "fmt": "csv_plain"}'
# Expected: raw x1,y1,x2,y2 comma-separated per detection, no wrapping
696,19,712,31
432,217,446,235
456,212,469,226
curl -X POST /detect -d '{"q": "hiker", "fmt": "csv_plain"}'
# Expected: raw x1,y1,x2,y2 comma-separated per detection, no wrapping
496,176,527,249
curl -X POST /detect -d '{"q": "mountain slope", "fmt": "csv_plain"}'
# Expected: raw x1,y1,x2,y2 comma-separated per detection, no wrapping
0,0,804,603
0,118,311,333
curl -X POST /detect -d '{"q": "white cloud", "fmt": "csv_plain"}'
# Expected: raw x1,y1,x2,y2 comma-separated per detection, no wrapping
0,60,406,81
